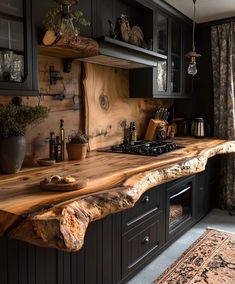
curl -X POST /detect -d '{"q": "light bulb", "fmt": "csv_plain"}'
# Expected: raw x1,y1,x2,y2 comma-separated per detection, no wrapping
187,61,197,76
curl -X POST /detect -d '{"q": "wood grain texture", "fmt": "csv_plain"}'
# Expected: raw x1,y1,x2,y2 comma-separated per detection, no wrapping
82,63,173,150
0,59,171,162
0,138,233,251
0,55,83,163
38,37,99,58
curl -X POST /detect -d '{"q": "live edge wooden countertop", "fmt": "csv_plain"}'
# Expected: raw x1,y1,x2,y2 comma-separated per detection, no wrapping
0,138,234,251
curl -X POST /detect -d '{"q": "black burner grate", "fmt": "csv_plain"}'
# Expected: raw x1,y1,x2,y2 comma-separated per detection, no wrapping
99,140,182,156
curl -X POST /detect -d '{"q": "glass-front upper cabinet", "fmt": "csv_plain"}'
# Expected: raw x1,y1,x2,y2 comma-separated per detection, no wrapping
156,12,168,94
0,0,37,95
170,20,181,94
154,10,183,97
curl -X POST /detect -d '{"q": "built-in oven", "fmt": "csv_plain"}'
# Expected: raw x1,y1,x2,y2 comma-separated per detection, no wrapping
166,175,196,241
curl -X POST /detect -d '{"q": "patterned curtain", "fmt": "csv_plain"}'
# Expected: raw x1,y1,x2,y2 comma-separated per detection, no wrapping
211,23,235,210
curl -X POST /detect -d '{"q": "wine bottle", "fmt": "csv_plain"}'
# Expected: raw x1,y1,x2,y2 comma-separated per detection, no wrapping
55,136,62,162
49,132,55,159
59,119,65,161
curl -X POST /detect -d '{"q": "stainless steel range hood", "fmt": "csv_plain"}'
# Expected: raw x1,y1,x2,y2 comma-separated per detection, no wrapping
80,37,167,69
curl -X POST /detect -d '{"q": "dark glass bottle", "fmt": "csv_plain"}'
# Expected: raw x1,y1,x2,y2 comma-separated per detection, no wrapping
55,136,62,162
49,132,55,159
59,119,65,161
129,121,137,145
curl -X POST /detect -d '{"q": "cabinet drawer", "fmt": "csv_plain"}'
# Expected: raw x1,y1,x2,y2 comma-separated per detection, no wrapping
122,214,164,277
122,184,164,233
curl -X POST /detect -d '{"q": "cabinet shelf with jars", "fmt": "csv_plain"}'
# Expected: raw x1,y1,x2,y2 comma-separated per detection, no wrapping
130,7,192,99
0,0,37,96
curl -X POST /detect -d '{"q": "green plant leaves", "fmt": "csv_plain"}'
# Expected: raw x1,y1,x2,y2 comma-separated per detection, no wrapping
0,104,49,138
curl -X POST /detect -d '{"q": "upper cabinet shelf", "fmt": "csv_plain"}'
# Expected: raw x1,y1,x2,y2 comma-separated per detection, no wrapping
80,37,167,69
38,36,166,70
37,0,167,69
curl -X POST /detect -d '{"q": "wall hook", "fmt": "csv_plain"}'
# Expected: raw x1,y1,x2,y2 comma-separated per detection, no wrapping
49,66,63,85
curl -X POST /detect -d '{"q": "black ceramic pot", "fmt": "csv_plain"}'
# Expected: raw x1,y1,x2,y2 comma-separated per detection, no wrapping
0,136,26,174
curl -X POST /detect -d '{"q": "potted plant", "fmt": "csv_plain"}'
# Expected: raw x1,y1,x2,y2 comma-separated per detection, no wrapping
41,0,90,46
66,130,89,160
0,98,48,174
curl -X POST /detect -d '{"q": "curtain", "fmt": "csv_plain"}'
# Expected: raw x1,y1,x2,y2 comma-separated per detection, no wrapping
211,23,235,210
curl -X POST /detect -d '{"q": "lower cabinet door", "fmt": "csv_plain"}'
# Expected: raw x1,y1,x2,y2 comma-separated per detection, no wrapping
122,213,165,278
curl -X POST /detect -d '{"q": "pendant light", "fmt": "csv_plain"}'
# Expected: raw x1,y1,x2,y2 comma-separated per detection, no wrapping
185,0,201,76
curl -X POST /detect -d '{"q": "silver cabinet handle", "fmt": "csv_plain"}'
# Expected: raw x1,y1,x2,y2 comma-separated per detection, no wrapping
170,186,191,200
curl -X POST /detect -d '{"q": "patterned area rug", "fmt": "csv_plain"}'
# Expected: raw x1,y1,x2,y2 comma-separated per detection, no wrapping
153,229,235,284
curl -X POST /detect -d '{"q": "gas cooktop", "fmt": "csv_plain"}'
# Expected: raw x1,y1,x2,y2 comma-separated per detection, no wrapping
98,140,182,156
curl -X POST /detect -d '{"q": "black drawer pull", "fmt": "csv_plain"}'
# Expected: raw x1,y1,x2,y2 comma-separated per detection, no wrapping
142,196,150,203
141,236,150,244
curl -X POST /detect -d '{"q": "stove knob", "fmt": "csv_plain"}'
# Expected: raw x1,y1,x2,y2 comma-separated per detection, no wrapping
165,145,170,151
161,147,167,153
172,143,177,150
123,146,129,153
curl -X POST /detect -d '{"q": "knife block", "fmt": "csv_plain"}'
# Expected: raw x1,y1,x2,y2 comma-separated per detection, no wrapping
144,119,167,141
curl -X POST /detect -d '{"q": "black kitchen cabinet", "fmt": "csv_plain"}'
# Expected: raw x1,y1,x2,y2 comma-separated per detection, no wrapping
195,156,220,222
0,166,218,284
121,185,165,282
93,0,154,44
166,175,196,243
154,11,183,97
130,5,192,98
122,214,164,280
195,170,208,221
0,214,122,284
0,0,94,96
0,0,38,96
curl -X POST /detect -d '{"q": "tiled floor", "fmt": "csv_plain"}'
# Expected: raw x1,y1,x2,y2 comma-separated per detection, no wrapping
127,208,235,284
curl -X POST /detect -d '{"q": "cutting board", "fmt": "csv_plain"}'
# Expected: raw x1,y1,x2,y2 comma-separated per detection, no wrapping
40,179,87,191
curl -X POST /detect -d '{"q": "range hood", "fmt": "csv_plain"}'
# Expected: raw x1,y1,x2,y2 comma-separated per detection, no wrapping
80,37,167,69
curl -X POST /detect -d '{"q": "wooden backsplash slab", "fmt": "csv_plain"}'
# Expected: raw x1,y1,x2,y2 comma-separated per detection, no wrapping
0,57,172,160
83,63,173,150
0,55,83,162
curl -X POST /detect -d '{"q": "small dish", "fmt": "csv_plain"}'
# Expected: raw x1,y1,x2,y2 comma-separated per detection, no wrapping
37,158,56,166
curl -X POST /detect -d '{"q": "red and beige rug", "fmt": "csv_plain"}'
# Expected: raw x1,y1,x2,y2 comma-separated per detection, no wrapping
153,228,235,284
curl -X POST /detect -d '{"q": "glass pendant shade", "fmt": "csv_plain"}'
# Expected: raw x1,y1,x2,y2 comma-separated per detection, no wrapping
185,0,201,76
187,61,197,76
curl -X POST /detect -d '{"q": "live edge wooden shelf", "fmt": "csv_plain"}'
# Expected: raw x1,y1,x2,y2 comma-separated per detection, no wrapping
38,36,99,58
0,138,234,252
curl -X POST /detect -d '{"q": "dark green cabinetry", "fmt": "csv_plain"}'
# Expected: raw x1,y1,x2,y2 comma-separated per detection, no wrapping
0,0,38,96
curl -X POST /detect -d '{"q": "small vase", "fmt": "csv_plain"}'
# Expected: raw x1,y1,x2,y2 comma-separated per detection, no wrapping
66,143,88,160
0,136,26,174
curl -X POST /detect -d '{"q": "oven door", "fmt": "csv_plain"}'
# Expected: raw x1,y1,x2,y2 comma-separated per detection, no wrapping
166,175,196,242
